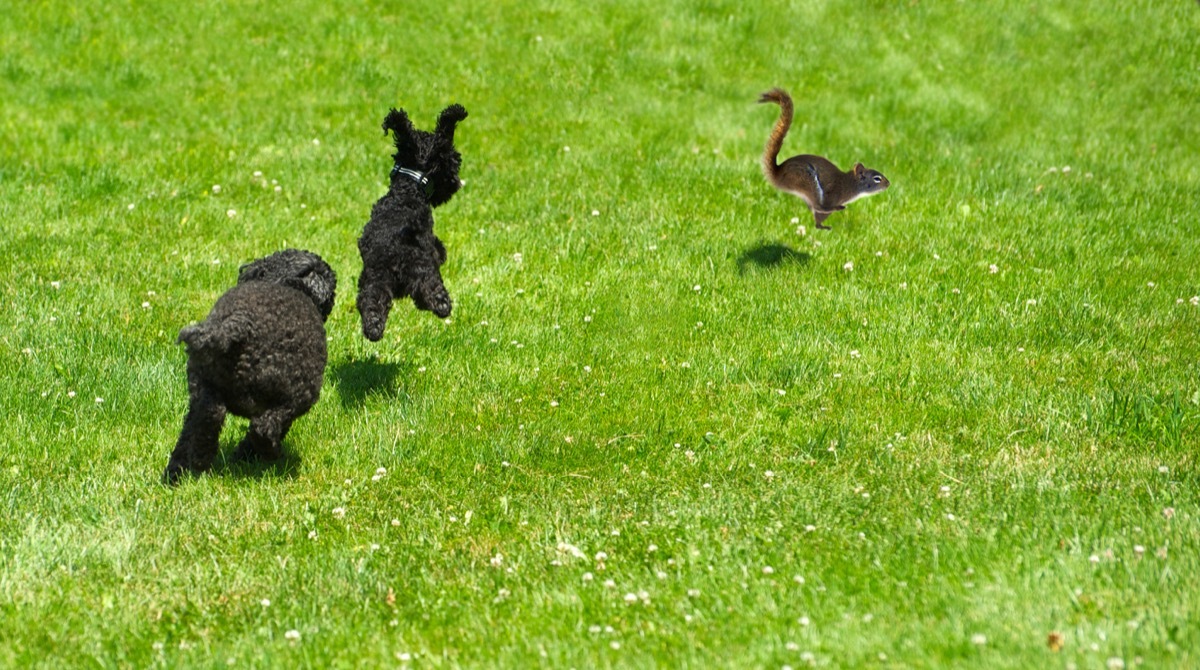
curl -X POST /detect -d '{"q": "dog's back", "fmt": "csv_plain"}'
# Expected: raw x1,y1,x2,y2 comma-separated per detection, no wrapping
181,282,327,417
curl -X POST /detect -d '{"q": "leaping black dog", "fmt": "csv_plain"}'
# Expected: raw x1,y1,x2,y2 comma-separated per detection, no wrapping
356,104,467,341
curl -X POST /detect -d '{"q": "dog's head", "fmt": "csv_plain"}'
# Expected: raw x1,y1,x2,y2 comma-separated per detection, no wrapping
382,104,468,208
238,249,338,321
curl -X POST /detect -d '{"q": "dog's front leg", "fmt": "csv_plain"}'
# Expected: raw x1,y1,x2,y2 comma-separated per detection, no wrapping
357,268,395,342
163,385,227,486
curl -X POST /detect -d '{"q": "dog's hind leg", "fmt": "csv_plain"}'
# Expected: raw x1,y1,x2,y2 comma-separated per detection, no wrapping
412,274,452,319
231,408,297,463
356,267,395,342
163,384,227,485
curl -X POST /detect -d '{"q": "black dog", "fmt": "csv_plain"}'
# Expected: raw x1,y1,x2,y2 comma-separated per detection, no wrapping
163,249,336,485
357,104,467,341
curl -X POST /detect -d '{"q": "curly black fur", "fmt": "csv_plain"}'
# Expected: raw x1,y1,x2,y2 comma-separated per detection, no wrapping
163,249,337,485
357,104,467,341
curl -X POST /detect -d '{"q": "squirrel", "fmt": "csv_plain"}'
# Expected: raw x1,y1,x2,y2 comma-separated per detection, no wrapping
758,87,889,229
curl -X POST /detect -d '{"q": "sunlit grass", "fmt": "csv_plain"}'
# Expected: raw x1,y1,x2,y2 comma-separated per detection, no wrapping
1,1,1198,668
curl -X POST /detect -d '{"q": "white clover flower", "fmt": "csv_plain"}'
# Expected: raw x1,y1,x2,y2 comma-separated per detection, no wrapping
582,572,594,582
331,507,346,519
284,629,300,642
762,566,774,575
989,264,999,274
798,615,810,626
490,553,504,567
971,633,987,645
226,209,237,218
843,261,854,272
212,184,222,194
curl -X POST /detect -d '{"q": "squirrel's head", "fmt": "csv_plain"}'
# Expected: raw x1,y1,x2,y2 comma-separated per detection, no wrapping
853,163,890,195
382,104,468,208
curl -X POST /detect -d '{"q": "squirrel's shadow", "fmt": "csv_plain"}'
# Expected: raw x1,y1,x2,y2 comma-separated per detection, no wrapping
737,241,812,274
331,357,406,409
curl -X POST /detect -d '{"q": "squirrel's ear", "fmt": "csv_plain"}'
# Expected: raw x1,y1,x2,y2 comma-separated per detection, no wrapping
854,163,865,176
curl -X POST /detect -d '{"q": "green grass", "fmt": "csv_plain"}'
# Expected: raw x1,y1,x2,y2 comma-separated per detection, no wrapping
2,0,1199,667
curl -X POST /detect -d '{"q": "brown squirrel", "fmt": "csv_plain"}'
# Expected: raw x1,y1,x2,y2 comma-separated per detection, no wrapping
758,88,889,229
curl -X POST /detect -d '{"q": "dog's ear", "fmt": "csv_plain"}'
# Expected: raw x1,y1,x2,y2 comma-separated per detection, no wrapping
382,108,419,162
435,104,468,144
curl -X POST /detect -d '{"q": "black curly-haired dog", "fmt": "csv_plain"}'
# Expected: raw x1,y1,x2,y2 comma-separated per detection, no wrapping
163,249,337,485
356,103,467,341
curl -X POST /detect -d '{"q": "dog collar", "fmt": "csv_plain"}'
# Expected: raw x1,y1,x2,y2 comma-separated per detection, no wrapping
391,166,435,198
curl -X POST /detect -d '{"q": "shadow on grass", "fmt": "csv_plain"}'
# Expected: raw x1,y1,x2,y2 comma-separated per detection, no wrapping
330,357,406,409
215,448,304,482
737,241,811,274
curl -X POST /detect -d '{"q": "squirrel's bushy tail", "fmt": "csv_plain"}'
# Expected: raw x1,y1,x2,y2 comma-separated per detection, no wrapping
757,88,794,181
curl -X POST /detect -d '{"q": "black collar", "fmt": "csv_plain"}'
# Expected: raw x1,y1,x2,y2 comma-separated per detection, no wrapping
391,165,435,198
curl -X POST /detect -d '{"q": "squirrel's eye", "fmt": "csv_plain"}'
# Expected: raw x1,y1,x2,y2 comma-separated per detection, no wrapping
873,176,882,183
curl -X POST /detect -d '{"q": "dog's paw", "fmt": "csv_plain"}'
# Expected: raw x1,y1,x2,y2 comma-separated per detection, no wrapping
162,464,187,487
430,294,452,319
361,318,386,342
415,290,452,319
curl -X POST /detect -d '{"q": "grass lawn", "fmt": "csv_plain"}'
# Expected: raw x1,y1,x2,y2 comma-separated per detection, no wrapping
2,0,1198,667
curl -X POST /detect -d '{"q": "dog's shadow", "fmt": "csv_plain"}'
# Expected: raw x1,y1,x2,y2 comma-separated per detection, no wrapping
737,241,812,274
331,357,406,409
213,447,303,481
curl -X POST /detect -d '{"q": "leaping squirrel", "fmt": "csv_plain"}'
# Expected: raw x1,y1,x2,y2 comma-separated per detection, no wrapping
758,88,889,229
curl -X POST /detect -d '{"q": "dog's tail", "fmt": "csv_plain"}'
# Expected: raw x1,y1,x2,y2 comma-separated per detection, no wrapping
757,88,793,183
177,315,251,361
